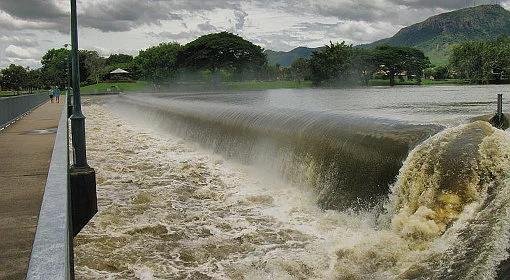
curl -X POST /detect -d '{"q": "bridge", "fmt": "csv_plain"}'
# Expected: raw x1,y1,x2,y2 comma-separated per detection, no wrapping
0,87,99,279
0,94,72,279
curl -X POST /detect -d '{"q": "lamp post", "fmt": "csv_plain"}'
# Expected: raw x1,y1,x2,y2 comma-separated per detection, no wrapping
69,0,97,238
64,44,73,117
69,0,87,168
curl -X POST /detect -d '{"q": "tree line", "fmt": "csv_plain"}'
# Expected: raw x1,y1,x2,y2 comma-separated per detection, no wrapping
297,42,430,86
3,32,508,92
0,32,270,91
286,36,510,85
449,36,510,84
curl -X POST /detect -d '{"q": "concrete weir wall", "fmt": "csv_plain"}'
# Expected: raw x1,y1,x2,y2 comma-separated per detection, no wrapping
26,108,72,279
0,93,48,129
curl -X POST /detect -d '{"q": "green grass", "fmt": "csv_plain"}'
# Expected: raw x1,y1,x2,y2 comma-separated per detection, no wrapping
77,79,467,94
0,91,16,97
224,80,313,91
369,79,463,86
0,90,46,97
420,79,465,85
80,81,149,94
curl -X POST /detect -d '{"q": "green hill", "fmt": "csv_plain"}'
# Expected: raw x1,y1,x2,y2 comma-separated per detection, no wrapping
364,5,510,65
265,47,319,67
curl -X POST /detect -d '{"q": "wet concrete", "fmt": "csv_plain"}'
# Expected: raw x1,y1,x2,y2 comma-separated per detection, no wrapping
0,101,62,280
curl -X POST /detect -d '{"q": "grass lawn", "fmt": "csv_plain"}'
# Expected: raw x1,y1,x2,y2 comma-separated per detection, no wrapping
80,81,149,94
224,80,313,91
0,90,46,97
0,91,16,97
77,79,469,95
369,79,464,86
421,79,465,85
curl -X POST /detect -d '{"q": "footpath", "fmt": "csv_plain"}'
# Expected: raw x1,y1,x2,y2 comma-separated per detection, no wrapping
0,101,63,280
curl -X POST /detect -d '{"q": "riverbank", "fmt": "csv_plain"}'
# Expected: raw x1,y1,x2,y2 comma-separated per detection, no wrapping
80,82,149,94
78,79,478,95
0,90,46,98
369,79,465,86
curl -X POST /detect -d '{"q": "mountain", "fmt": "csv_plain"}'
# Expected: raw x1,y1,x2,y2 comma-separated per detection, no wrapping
265,47,319,67
364,4,510,65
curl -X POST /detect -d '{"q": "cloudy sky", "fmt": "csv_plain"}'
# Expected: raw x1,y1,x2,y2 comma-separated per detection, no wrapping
0,0,508,68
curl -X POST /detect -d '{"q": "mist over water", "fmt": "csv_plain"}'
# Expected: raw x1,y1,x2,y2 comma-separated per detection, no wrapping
76,86,510,279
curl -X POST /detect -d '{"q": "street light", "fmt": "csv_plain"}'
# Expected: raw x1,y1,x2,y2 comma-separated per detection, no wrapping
69,0,97,238
69,0,87,168
64,43,73,117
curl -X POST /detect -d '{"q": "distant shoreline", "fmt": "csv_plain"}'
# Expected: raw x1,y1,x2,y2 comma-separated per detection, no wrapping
76,79,510,95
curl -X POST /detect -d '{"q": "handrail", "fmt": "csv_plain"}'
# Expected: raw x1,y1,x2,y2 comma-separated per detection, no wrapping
0,93,48,129
26,105,72,280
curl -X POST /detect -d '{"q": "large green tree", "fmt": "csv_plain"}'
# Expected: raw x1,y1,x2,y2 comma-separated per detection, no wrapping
177,32,266,82
26,69,43,92
290,58,311,82
374,45,430,86
350,48,378,86
41,48,69,88
41,48,101,88
308,42,355,85
81,50,105,84
450,36,510,83
106,54,133,65
134,43,182,83
0,64,28,91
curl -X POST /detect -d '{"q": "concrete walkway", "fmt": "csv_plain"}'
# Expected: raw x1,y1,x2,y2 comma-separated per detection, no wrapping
0,101,63,280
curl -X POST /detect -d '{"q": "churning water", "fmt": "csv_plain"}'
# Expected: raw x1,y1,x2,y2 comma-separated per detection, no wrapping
75,85,510,280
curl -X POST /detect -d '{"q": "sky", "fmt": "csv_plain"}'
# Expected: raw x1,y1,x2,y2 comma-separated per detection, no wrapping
0,0,509,68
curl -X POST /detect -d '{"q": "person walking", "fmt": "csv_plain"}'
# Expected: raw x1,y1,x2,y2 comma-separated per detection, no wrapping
53,86,61,103
49,88,54,103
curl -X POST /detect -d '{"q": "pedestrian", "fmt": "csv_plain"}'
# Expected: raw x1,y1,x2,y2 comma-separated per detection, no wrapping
53,86,61,103
49,88,54,103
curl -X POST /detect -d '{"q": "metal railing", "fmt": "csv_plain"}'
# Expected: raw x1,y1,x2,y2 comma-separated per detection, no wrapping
26,106,72,280
0,93,48,129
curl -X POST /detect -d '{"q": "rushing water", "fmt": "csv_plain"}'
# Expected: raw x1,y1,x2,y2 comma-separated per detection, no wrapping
75,85,510,280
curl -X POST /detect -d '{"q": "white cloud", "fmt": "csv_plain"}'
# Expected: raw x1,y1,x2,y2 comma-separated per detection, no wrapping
0,0,508,68
4,45,38,59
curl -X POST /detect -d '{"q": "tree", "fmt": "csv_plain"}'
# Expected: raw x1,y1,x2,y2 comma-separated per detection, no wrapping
449,36,510,84
26,69,43,92
308,42,355,85
350,48,378,86
81,50,105,84
290,58,310,82
450,41,487,83
41,48,70,88
106,54,133,65
424,65,449,80
0,64,28,91
374,46,430,86
176,32,266,82
134,42,182,83
41,48,107,87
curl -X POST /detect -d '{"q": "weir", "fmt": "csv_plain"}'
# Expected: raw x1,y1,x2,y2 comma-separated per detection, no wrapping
63,92,503,279
111,93,442,209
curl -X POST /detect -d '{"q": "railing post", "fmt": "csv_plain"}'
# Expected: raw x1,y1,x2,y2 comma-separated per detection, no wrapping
490,94,508,130
498,93,503,118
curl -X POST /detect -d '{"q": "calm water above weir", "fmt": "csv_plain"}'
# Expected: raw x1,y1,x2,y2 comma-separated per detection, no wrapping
76,85,510,280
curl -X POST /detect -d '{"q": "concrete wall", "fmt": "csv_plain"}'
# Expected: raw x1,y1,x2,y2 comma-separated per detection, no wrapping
26,108,72,280
0,93,48,129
